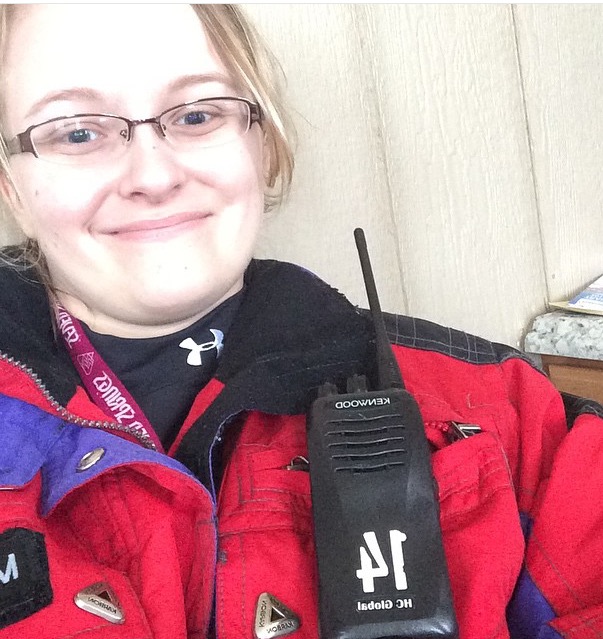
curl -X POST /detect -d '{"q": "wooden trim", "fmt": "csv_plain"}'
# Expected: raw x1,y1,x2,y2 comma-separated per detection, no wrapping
540,354,603,404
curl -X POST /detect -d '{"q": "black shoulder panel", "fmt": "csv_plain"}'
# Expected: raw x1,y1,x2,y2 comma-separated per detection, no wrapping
562,392,603,429
382,311,533,367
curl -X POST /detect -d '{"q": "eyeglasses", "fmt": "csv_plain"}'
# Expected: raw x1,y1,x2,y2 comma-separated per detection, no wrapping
8,96,262,166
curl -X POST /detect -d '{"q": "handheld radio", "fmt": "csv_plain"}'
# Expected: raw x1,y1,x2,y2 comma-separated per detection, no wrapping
306,229,458,639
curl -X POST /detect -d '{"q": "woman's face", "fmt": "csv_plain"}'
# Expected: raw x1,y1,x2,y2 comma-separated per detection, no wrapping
3,4,266,337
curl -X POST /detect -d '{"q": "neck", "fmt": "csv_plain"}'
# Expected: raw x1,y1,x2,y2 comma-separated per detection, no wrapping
54,286,242,339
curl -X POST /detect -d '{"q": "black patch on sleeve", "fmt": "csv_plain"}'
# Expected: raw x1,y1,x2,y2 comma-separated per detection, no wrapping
562,392,603,429
0,528,53,629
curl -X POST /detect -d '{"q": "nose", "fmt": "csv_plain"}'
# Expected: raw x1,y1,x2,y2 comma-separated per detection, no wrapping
116,122,185,203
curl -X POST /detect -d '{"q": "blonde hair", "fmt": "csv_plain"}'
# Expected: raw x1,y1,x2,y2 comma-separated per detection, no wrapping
0,4,295,274
190,5,295,209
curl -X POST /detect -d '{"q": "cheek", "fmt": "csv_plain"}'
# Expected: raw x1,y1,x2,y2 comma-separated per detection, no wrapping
9,166,107,242
8,171,54,239
201,133,265,204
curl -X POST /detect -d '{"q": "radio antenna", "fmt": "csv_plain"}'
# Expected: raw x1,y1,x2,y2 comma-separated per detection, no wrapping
354,228,404,390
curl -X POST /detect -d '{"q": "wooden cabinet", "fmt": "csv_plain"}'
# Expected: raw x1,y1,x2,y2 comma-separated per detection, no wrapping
540,354,603,404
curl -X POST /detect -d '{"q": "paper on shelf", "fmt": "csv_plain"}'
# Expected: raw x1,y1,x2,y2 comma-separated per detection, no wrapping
550,274,603,316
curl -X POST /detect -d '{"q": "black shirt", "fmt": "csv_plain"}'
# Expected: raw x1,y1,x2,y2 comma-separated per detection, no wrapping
83,291,243,450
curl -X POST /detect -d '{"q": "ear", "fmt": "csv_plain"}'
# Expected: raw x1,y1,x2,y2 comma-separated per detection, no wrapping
0,171,37,239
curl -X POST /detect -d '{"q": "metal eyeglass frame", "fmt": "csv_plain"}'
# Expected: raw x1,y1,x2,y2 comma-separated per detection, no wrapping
7,96,263,158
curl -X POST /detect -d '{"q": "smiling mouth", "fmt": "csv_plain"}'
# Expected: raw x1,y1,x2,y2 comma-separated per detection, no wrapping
107,212,212,238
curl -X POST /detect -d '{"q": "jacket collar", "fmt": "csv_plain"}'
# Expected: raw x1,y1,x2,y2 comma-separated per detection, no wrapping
217,259,373,410
0,258,374,413
0,262,80,406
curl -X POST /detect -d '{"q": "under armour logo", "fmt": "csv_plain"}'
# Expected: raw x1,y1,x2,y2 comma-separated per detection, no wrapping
179,329,224,366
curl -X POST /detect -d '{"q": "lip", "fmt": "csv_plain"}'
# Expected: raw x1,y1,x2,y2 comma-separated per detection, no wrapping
104,211,212,240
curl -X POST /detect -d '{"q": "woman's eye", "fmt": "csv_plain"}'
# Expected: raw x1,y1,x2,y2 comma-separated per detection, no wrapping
180,111,210,126
66,128,97,144
164,103,229,140
33,121,109,156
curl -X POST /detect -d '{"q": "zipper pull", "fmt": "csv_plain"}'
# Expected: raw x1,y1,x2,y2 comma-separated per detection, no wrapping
285,455,310,471
448,422,482,442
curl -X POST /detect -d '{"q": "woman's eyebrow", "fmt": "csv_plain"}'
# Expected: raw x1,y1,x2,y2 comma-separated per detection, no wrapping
24,73,238,120
25,87,104,119
167,73,237,94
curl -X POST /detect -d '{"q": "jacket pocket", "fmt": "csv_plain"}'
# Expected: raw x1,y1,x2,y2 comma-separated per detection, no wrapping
249,446,311,497
218,411,313,531
432,430,525,639
216,415,317,639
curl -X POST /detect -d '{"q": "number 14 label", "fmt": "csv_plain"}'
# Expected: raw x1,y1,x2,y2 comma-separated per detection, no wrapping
356,530,408,594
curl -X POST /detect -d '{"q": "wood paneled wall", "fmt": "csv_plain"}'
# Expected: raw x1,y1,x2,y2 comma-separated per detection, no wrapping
246,4,603,347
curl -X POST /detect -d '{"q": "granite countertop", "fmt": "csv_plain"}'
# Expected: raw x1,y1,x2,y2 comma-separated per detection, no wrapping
524,310,603,360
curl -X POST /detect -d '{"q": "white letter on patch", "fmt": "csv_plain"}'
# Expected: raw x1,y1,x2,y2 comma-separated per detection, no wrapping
0,553,18,584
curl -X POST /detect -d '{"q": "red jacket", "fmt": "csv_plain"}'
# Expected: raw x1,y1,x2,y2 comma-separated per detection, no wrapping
0,259,601,638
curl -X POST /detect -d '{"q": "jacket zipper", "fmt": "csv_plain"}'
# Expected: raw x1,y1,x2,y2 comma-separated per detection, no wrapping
0,352,157,450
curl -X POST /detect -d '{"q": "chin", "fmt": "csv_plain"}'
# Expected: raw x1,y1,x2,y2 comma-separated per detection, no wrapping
135,281,240,321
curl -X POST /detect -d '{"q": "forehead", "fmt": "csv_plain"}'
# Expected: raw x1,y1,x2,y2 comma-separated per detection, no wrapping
4,4,231,122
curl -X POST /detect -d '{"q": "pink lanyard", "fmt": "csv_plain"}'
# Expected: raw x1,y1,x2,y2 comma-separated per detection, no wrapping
54,304,163,451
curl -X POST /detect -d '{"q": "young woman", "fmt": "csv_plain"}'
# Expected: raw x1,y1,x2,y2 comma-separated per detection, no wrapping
0,5,600,639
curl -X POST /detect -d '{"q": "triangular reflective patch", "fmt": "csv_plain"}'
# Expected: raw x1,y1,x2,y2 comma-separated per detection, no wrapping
254,592,300,638
74,582,124,624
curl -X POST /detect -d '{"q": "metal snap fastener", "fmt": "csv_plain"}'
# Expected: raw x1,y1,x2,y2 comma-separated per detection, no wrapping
77,447,106,472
